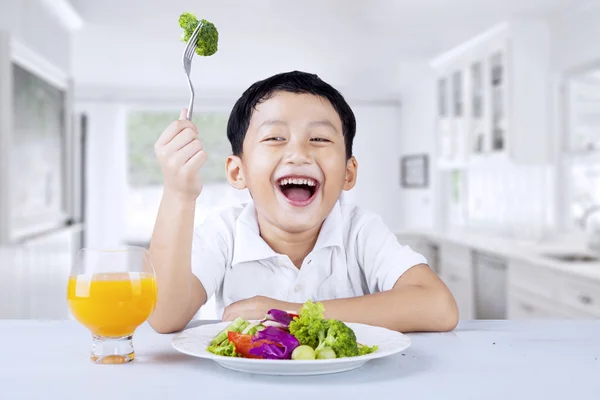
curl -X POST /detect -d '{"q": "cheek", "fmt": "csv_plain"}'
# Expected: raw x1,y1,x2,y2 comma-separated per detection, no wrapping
321,157,348,185
243,157,277,190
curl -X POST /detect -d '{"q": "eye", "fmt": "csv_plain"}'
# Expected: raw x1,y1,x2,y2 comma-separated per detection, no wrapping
264,137,285,142
310,137,331,143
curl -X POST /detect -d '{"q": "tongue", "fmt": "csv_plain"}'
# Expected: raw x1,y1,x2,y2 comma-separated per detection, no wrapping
283,187,312,202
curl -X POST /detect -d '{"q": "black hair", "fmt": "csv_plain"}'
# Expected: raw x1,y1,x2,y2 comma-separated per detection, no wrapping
226,70,356,159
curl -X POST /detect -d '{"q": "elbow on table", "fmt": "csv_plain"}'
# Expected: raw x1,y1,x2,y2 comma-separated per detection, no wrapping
148,315,187,334
436,290,459,332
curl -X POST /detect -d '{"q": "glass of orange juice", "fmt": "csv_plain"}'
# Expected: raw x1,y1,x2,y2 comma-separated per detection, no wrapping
67,247,157,364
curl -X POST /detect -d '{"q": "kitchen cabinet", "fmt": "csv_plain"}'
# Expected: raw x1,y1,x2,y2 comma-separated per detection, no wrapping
507,288,558,319
403,232,600,321
473,251,507,319
506,258,600,319
438,243,474,320
431,20,553,168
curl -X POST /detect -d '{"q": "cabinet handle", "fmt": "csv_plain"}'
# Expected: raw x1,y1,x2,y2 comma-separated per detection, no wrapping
579,294,593,305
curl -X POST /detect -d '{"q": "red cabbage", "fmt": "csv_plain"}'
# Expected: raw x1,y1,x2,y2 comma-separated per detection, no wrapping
261,320,288,329
249,326,299,359
266,309,294,327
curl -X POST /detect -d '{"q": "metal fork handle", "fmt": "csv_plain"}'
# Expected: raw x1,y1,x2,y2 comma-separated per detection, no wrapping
186,74,195,121
183,21,203,121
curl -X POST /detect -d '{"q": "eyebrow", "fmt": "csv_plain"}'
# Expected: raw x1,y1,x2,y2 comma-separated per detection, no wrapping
308,120,338,133
258,119,287,129
258,119,339,133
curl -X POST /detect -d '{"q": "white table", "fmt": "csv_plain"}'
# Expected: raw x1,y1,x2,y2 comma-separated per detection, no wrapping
1,320,599,399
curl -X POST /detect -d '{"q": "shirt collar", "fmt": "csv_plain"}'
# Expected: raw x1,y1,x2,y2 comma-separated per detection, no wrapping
312,200,344,251
231,200,345,266
231,200,279,266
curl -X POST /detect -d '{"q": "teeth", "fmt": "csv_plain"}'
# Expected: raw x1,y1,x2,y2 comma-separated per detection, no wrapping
279,178,317,186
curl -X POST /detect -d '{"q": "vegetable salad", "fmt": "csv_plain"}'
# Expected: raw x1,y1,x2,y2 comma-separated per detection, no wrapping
207,301,378,360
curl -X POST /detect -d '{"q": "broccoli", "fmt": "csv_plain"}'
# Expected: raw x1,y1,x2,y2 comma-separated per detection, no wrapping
289,300,375,358
315,319,359,358
289,300,328,349
178,12,218,56
358,343,379,356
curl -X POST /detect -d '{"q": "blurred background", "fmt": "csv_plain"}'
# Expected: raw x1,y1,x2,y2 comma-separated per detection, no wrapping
2,0,600,321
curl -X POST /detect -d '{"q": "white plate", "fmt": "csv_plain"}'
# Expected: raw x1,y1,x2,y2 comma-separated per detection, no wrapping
171,321,411,375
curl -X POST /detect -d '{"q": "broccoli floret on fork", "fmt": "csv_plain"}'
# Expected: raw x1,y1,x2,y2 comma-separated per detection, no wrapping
178,12,218,56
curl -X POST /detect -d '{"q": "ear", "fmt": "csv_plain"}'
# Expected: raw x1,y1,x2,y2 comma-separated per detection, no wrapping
343,156,358,191
226,155,247,190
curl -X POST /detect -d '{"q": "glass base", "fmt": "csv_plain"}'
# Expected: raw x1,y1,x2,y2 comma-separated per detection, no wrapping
91,334,135,364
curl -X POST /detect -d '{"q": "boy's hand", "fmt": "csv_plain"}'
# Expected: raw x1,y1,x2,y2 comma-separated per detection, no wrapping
222,296,300,322
154,109,207,202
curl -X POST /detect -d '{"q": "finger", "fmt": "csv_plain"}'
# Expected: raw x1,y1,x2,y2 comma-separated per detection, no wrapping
172,139,203,166
165,127,198,152
156,120,197,147
179,108,187,120
183,149,207,171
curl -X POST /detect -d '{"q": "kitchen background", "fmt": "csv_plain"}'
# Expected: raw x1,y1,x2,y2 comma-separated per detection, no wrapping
1,0,600,321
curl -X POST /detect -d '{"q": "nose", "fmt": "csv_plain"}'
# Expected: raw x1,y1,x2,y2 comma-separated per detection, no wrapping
284,137,312,165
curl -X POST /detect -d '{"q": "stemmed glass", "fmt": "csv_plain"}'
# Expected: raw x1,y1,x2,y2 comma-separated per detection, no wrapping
67,247,157,364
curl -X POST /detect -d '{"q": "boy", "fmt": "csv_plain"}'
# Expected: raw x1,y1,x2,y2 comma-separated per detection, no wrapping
148,71,458,334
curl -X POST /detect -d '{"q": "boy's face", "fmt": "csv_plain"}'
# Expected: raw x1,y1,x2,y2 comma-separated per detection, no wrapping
226,91,357,234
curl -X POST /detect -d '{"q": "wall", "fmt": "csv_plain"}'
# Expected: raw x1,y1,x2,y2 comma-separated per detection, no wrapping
349,102,403,232
71,24,403,103
0,0,71,71
397,68,437,230
550,5,600,73
77,102,128,249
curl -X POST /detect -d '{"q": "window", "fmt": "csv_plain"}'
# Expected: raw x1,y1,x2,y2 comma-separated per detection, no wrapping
124,109,250,243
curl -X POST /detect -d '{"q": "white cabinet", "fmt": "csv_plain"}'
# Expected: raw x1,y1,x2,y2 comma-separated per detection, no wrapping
507,259,600,319
473,251,508,319
431,20,553,168
508,288,558,319
438,243,474,320
410,234,600,320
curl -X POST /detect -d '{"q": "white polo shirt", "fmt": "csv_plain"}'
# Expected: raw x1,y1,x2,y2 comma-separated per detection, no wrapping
191,197,427,318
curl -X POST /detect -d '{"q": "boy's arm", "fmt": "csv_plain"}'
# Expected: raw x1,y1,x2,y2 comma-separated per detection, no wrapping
320,263,458,332
147,192,207,334
223,263,458,333
320,215,458,332
147,110,209,334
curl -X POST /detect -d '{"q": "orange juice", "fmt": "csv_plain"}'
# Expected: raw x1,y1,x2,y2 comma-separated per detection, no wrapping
67,272,157,338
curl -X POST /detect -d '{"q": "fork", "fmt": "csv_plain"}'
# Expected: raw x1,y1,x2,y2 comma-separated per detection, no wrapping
182,21,204,121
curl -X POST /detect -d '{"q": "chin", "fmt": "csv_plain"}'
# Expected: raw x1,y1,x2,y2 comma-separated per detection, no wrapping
277,215,324,234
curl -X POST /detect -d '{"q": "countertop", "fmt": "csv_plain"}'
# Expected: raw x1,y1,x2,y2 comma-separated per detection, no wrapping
398,229,600,282
1,319,598,400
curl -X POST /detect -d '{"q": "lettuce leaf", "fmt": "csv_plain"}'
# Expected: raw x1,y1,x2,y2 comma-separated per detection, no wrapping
288,300,328,349
207,340,239,357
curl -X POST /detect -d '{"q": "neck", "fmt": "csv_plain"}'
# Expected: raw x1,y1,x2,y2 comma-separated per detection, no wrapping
257,216,321,268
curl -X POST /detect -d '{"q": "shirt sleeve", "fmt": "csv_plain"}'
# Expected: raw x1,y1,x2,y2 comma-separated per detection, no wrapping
356,215,428,293
191,213,229,300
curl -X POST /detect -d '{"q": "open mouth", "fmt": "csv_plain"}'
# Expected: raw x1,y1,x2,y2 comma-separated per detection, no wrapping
277,176,320,206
